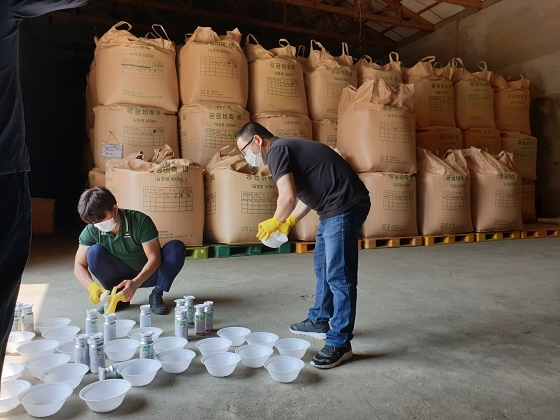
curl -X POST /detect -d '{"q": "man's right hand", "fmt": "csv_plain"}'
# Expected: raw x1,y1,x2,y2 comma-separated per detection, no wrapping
277,215,299,236
87,282,106,304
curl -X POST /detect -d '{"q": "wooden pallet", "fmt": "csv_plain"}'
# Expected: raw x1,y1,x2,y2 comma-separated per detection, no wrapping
423,233,475,246
185,246,209,260
209,242,291,258
361,235,423,249
521,223,560,239
291,240,363,254
474,230,521,242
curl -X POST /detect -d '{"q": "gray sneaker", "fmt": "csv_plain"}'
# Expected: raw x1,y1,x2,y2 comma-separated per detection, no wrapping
289,319,329,339
310,343,353,369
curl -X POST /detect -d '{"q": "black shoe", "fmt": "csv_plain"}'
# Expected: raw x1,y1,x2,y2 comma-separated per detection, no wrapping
289,319,329,339
310,343,353,369
149,291,168,315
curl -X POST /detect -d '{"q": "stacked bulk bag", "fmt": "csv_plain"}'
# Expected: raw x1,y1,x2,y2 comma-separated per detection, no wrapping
491,74,531,135
462,128,501,155
462,148,522,232
354,52,403,87
312,119,338,148
178,103,249,167
252,112,312,140
105,157,204,245
177,27,248,107
416,149,473,236
416,126,462,155
204,146,278,244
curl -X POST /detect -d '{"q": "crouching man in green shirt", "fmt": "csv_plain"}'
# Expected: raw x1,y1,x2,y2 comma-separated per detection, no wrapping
74,187,187,314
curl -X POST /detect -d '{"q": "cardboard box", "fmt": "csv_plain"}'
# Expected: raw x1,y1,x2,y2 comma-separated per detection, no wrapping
31,198,55,234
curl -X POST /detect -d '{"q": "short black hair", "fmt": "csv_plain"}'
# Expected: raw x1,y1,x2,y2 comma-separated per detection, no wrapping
77,187,117,224
235,122,274,145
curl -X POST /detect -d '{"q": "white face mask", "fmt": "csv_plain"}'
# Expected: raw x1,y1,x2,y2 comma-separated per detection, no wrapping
94,217,117,232
244,145,264,168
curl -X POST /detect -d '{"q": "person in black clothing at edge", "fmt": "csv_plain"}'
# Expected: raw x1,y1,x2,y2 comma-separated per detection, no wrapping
236,122,371,369
0,0,88,379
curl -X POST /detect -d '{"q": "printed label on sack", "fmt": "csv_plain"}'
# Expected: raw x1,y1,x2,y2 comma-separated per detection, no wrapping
102,144,124,158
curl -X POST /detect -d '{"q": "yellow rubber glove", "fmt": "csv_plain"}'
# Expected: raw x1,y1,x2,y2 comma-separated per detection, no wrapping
256,215,283,241
87,282,106,304
105,287,127,314
278,215,299,236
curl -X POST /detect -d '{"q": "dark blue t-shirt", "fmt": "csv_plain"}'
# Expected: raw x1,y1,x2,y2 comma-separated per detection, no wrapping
0,0,88,175
266,137,369,220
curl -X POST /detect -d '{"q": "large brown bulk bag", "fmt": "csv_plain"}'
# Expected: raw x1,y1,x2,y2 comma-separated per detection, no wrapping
462,128,501,155
452,59,495,130
500,131,537,181
94,22,179,112
355,52,403,87
252,112,312,139
359,172,418,238
204,146,278,244
304,40,357,120
178,103,249,168
88,167,105,188
92,105,179,170
338,79,416,173
404,57,455,128
289,204,320,241
521,181,537,223
491,74,531,135
105,158,204,245
416,126,462,155
244,35,307,116
462,148,522,232
177,27,248,107
417,149,473,236
312,119,338,148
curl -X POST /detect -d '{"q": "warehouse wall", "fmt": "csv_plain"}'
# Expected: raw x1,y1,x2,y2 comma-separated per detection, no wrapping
397,0,560,217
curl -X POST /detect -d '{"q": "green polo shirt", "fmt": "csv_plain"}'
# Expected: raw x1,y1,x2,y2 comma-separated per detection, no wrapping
79,209,159,271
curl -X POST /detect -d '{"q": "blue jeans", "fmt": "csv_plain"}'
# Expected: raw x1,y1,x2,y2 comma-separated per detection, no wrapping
86,240,186,292
307,197,370,348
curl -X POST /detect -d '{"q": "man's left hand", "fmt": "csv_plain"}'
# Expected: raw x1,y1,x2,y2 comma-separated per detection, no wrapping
256,216,282,241
116,279,140,302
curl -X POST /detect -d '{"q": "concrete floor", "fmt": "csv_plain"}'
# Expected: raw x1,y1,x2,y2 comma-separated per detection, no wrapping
3,233,560,419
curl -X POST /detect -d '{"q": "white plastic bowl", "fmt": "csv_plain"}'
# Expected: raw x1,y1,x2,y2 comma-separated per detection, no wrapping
274,338,311,359
39,363,89,389
18,382,73,417
35,318,71,334
264,356,305,383
127,327,163,341
7,332,35,354
217,327,251,347
104,338,140,362
41,326,80,344
115,319,136,338
201,352,241,377
25,353,70,379
116,359,161,386
79,379,132,413
17,339,60,362
235,344,274,368
156,349,196,374
56,341,75,362
245,332,279,348
0,380,31,413
1,363,25,381
261,231,288,248
153,336,188,355
195,337,232,356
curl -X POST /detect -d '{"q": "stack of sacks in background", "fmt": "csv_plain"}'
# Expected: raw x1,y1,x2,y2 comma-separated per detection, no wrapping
338,77,418,239
451,58,501,154
85,22,180,188
204,146,278,244
462,148,522,232
416,149,473,236
287,41,358,242
491,74,537,223
404,57,462,155
244,35,311,139
105,145,205,245
354,52,403,88
176,27,250,168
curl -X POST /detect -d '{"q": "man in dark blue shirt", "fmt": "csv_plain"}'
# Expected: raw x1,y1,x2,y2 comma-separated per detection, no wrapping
0,0,88,378
236,122,370,369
